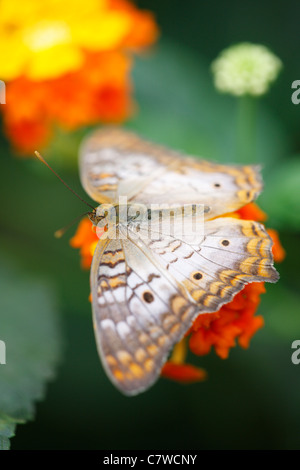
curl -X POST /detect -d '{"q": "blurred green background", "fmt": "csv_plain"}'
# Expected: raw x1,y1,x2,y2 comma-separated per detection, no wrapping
1,0,300,450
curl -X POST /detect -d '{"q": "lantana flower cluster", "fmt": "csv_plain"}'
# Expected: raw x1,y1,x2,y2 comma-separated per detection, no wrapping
0,0,158,153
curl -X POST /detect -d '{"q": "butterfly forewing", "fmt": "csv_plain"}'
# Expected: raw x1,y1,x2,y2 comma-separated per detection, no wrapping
79,127,263,219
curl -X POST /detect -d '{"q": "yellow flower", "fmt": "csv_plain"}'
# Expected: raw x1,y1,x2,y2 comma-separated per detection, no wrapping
0,0,158,153
0,0,157,81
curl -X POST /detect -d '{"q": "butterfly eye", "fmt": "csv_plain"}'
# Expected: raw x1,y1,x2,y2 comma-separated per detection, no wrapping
99,210,108,221
143,291,154,303
214,183,221,188
193,272,203,280
221,239,230,246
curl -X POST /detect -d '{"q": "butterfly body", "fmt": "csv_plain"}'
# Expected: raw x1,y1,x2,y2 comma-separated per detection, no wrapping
79,127,279,395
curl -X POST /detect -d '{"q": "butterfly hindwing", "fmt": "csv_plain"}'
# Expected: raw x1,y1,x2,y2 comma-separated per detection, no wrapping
91,213,278,395
91,233,198,395
131,214,278,314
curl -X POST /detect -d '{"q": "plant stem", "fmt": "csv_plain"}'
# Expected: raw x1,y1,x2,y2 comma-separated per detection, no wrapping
236,95,257,164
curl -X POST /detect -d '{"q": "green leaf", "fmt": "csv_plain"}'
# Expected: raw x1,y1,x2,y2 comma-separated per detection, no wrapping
0,413,23,450
0,254,61,449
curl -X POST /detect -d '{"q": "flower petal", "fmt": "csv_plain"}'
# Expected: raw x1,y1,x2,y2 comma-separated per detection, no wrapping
161,362,207,384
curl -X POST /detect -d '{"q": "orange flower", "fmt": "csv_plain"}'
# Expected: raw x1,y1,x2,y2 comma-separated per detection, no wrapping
4,118,51,155
161,362,207,384
267,228,286,263
70,202,285,385
236,202,267,222
70,218,98,269
189,282,266,359
110,0,159,49
1,0,158,154
160,337,207,383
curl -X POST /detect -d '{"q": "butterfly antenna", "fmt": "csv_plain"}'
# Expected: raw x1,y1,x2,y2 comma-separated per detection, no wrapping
54,211,90,238
34,151,95,210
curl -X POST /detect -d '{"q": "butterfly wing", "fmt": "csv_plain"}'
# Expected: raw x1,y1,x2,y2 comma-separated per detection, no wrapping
79,127,262,218
132,214,278,312
91,214,278,395
91,233,198,396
